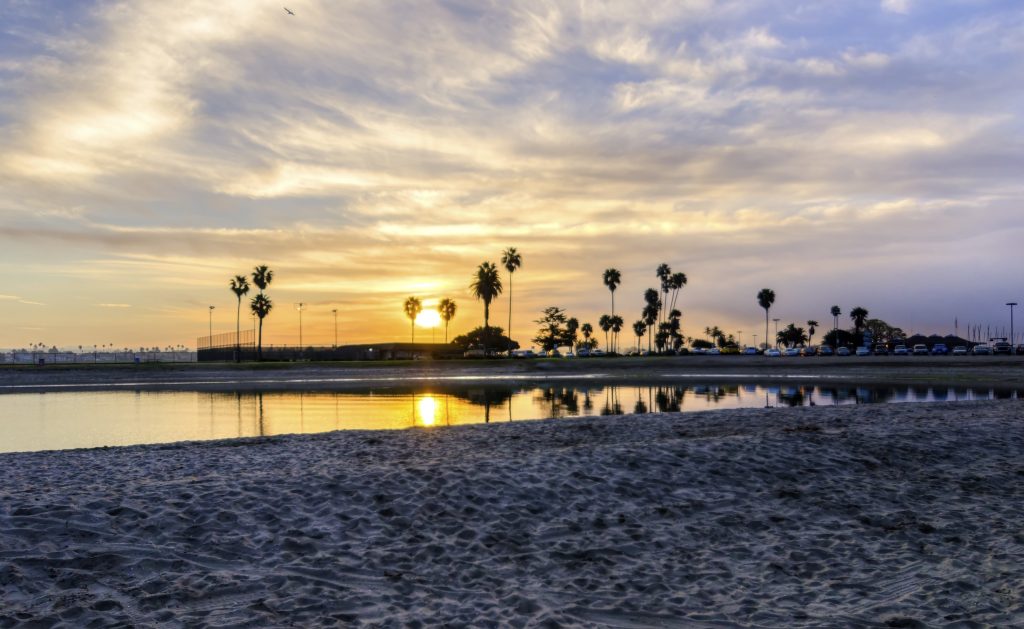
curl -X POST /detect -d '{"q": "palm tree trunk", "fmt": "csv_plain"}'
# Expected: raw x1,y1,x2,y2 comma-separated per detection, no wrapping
235,298,241,363
258,318,264,360
507,273,513,347
411,320,415,344
445,321,449,344
483,303,490,355
611,291,615,318
764,311,769,353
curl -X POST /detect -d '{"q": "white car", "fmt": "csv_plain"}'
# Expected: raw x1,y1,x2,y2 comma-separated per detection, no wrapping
765,348,782,357
855,346,871,357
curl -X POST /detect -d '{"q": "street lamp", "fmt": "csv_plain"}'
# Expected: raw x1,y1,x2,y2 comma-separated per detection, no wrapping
208,305,215,340
295,303,306,349
1007,302,1017,346
772,318,780,347
332,308,338,348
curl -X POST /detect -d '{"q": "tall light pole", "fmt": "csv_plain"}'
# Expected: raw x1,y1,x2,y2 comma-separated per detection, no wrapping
737,330,742,347
772,318,780,347
1007,302,1017,346
332,308,338,348
208,305,215,340
295,303,306,348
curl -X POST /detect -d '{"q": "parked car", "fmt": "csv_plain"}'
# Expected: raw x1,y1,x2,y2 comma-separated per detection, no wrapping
464,345,487,358
992,341,1012,355
952,345,968,356
576,347,591,357
1016,345,1024,355
837,347,851,356
591,349,606,357
818,346,834,357
912,344,929,356
742,347,759,355
765,348,782,357
801,346,817,357
510,349,536,358
783,347,800,357
706,348,721,355
856,346,871,357
971,344,991,355
873,344,889,356
893,345,910,356
931,343,949,355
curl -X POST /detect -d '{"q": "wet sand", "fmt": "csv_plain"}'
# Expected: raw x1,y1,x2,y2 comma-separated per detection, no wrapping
1,400,1022,626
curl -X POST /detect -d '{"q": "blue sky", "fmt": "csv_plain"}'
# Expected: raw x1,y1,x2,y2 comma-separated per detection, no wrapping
1,0,1022,348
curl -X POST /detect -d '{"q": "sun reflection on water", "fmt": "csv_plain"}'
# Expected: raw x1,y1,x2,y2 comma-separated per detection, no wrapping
417,395,437,426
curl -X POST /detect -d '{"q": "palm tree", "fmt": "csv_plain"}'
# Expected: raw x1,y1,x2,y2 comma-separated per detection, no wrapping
438,298,457,343
807,320,819,346
403,296,422,343
581,322,594,350
850,306,869,337
633,320,647,352
656,263,672,322
668,272,687,312
250,294,273,360
603,268,621,317
757,288,776,351
229,275,250,362
830,305,841,348
469,262,503,354
250,265,274,357
599,314,612,352
501,248,522,344
610,315,624,353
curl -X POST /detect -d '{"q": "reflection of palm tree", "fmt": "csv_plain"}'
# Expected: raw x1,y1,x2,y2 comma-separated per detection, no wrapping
229,275,250,362
438,298,457,343
250,294,273,360
470,262,503,354
603,268,621,317
501,248,522,344
757,288,775,351
403,296,422,343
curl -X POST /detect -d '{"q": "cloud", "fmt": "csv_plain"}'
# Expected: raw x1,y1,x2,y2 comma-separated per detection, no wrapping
97,303,132,308
881,0,910,15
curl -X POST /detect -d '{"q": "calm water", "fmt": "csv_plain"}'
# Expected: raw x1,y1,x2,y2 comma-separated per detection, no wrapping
0,381,1016,453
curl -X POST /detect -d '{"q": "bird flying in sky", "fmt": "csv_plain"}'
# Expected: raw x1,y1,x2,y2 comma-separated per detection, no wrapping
284,7,295,16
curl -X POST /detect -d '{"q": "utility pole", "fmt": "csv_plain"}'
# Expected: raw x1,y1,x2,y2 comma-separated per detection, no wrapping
1008,303,1017,346
208,305,215,339
295,303,306,349
772,318,780,347
332,308,338,348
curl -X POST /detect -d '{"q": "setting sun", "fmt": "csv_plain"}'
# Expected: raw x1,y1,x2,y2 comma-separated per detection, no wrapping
415,310,441,329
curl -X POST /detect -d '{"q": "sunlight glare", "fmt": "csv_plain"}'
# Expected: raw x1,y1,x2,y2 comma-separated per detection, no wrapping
416,309,441,328
417,396,437,426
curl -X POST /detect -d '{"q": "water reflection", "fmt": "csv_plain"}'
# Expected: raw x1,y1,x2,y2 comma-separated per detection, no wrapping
0,382,1018,453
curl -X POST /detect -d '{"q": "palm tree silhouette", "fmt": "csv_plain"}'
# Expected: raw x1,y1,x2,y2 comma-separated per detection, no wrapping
830,305,841,348
230,275,250,362
850,306,869,339
668,272,687,312
501,248,522,345
656,263,671,323
603,268,621,317
250,265,274,358
250,294,273,360
438,298,457,343
403,296,422,343
610,315,624,353
807,320,819,346
757,288,776,351
633,320,647,353
581,322,594,350
470,262,502,354
599,314,612,352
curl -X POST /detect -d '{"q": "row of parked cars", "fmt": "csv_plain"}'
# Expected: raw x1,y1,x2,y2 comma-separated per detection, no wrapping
761,341,1023,357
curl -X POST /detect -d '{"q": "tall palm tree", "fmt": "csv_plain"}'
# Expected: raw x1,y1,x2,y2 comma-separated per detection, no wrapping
610,315,624,354
250,294,273,360
438,298,457,343
850,306,869,338
501,248,522,344
806,320,819,346
403,296,422,343
757,288,776,351
581,322,594,350
250,265,274,357
830,305,841,348
668,272,687,312
603,268,621,317
656,263,672,322
633,320,647,352
599,314,612,352
229,275,250,362
470,262,502,353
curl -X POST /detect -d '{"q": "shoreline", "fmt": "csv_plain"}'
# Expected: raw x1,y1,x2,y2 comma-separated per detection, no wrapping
1,400,1022,625
2,355,1024,393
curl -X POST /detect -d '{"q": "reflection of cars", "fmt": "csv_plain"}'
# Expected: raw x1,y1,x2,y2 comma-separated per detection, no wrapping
856,346,871,357
783,347,800,357
972,344,991,355
837,347,851,356
801,346,817,357
952,345,968,356
873,344,889,356
931,343,949,355
893,345,909,356
992,341,1012,355
912,344,929,356
765,348,782,357
818,346,834,356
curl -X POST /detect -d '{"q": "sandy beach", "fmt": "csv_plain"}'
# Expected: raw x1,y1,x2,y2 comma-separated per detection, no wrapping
1,399,1021,626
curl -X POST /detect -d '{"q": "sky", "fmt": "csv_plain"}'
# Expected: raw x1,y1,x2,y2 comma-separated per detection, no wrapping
1,0,1022,350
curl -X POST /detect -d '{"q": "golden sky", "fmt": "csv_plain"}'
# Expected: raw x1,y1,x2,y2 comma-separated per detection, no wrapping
1,0,1022,349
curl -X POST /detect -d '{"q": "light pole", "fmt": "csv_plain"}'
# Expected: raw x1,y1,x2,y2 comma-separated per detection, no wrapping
332,308,338,348
295,303,305,349
753,333,759,350
208,306,215,340
737,330,742,347
772,318,780,348
1008,302,1017,346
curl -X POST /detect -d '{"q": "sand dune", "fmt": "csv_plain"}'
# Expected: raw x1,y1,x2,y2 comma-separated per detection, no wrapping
1,400,1022,626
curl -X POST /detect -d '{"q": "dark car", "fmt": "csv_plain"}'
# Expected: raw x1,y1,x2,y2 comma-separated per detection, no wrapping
931,343,949,355
818,346,834,357
801,346,817,357
992,341,1012,355
873,344,889,356
1016,345,1024,355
